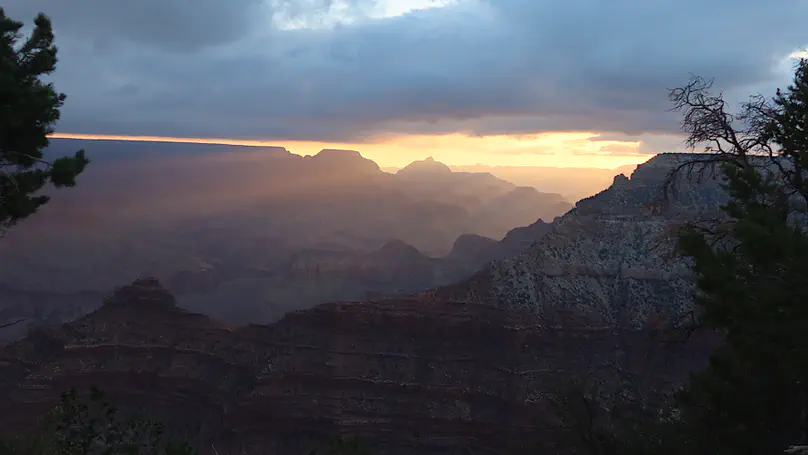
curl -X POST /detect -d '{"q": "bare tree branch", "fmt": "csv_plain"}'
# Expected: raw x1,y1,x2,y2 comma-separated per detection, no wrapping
0,318,25,329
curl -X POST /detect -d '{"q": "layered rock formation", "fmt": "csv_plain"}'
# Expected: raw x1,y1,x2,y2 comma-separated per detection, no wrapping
0,278,265,443
227,299,715,455
428,153,729,328
0,278,715,455
396,157,572,240
0,215,557,340
0,154,727,454
174,225,562,328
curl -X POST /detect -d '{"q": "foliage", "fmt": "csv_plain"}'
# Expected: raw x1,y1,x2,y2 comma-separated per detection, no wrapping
549,58,808,455
0,8,88,231
0,387,196,455
665,58,808,454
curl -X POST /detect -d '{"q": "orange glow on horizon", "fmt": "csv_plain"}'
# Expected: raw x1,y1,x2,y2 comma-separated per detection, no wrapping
49,132,653,169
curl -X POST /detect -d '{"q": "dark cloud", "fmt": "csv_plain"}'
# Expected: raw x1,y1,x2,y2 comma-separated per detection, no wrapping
4,0,266,52
3,0,806,143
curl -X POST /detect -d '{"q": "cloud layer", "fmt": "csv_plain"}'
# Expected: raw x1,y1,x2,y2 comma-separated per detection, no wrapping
5,0,807,147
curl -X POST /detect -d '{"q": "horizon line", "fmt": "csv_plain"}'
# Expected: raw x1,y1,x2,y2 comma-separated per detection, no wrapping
48,132,649,170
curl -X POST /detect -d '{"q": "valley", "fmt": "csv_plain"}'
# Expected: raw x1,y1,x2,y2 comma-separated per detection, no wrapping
1,3,805,452
0,139,580,338
1,153,725,454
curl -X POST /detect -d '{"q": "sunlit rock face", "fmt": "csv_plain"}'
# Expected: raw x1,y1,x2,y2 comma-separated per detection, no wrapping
426,153,729,328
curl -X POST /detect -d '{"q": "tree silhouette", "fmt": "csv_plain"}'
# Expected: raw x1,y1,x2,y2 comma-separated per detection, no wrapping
0,8,88,232
668,58,808,454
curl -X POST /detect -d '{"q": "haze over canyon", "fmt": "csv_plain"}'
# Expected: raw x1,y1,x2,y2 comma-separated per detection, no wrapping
0,0,806,454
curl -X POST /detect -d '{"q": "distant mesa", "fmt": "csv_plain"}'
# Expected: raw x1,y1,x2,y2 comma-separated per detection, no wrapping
505,186,540,196
42,138,293,162
132,277,161,287
396,156,453,177
372,239,428,262
308,148,381,173
447,233,498,262
255,146,292,157
103,277,176,308
313,148,363,159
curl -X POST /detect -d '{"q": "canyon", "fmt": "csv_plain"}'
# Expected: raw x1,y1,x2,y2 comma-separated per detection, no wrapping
0,140,575,335
0,153,726,454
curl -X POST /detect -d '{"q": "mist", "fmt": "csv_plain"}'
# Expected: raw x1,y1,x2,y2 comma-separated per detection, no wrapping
0,138,631,333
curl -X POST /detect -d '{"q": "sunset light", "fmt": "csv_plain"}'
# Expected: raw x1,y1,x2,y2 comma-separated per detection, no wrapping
50,132,650,169
3,0,808,449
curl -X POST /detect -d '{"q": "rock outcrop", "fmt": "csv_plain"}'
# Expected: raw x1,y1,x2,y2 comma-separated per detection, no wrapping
225,298,715,455
0,278,265,443
427,153,729,328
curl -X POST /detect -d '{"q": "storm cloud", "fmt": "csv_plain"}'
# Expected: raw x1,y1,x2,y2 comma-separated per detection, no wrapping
4,0,807,144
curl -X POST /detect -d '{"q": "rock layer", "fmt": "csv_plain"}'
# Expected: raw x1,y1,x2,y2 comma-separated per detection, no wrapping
0,154,727,454
426,153,728,328
0,280,716,455
0,278,264,442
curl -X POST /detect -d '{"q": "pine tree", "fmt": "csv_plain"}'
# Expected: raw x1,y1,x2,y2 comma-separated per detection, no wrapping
670,58,808,454
0,8,88,232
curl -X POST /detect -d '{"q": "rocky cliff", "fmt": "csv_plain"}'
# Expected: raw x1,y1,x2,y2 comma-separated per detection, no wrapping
0,153,727,454
0,278,265,443
426,153,729,328
0,278,716,455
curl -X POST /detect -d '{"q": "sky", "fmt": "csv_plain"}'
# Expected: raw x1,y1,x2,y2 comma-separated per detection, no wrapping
5,0,808,168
